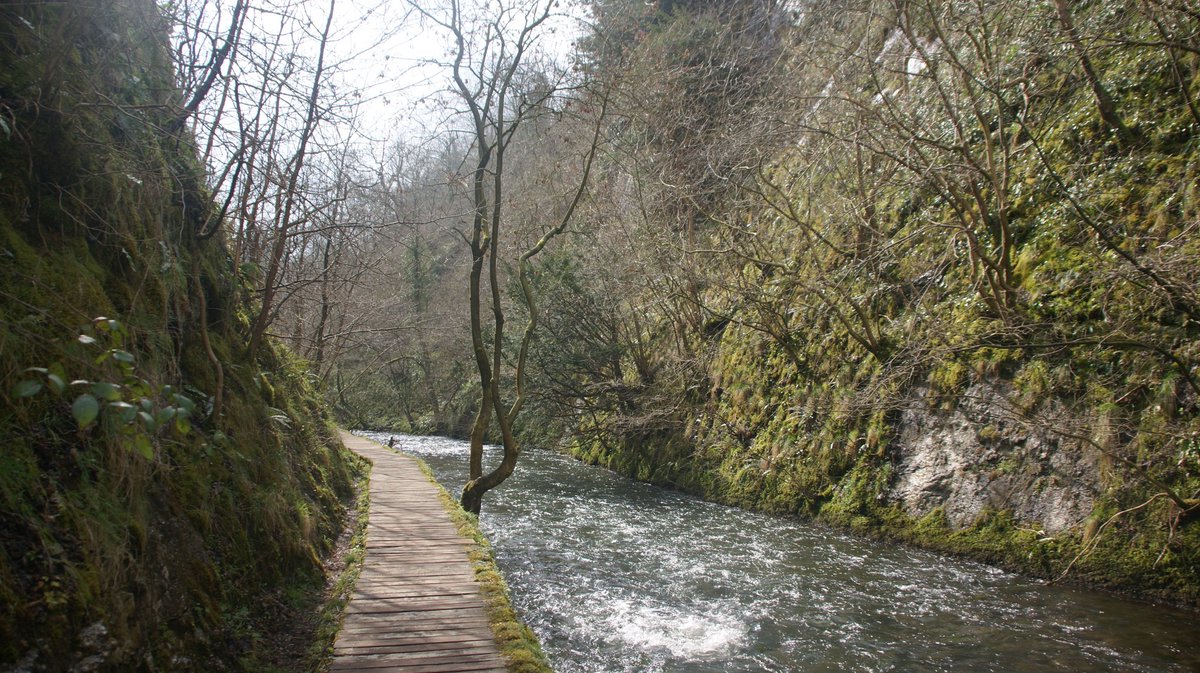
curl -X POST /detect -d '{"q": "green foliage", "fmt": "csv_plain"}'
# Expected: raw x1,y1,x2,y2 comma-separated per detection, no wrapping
306,458,370,672
14,317,202,458
0,0,357,668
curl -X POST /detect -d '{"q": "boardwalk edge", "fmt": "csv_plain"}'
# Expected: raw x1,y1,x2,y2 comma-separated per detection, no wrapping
405,452,555,673
311,444,372,671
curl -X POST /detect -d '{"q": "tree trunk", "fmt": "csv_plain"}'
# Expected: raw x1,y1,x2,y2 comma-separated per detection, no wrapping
1053,0,1134,140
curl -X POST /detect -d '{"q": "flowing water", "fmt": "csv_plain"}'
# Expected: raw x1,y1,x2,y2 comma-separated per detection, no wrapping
359,432,1199,673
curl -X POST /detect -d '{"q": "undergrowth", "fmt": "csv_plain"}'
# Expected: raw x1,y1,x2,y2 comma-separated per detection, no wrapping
0,1,357,669
307,451,371,673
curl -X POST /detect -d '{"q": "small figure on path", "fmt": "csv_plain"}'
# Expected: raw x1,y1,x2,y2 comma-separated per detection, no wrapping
387,436,396,448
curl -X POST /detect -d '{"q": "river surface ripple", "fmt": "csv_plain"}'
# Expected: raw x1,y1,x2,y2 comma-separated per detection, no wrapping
359,432,1199,673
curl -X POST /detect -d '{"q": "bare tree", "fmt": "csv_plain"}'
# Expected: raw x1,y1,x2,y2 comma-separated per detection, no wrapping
406,0,605,514
170,0,392,377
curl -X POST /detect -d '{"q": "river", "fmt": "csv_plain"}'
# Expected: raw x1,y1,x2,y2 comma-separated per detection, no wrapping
358,432,1199,673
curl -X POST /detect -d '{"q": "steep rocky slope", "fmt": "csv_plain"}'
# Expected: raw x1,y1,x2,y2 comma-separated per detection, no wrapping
0,1,357,669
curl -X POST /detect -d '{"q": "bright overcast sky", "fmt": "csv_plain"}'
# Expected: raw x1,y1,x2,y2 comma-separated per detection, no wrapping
324,0,586,145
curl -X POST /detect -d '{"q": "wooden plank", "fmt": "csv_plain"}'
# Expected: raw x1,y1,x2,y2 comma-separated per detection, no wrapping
336,618,488,633
332,653,506,669
337,620,491,634
331,652,506,670
334,638,497,651
332,432,507,673
356,569,477,581
351,588,482,600
331,661,506,673
335,630,494,644
335,630,498,646
346,599,488,614
351,579,481,590
330,655,507,673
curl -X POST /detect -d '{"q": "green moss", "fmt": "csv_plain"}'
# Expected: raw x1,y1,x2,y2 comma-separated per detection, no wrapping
0,0,359,668
306,456,370,671
928,360,968,397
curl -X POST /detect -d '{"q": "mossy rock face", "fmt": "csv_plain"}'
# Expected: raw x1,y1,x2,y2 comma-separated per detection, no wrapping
0,0,356,669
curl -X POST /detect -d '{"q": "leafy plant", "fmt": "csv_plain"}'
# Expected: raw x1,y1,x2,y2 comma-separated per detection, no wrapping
11,317,202,458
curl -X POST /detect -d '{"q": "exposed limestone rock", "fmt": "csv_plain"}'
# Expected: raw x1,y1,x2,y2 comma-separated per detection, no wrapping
890,383,1100,533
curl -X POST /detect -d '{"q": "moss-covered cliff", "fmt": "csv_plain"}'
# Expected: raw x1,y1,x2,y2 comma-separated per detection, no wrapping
0,1,357,669
563,0,1200,606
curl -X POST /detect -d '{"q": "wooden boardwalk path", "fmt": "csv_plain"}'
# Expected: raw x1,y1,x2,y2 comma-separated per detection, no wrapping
333,432,507,673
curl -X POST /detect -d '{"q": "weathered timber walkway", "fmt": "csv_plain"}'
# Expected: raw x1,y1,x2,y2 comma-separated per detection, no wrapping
333,432,507,673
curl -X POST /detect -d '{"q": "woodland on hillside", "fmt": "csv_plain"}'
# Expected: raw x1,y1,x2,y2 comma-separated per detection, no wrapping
153,0,1200,597
0,0,359,669
1,1,1199,669
244,0,1197,600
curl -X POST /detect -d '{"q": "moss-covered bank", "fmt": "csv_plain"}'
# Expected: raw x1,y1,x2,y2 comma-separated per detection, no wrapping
0,1,358,669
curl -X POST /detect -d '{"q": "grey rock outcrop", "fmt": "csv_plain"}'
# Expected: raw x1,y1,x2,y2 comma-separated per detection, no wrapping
889,383,1100,533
